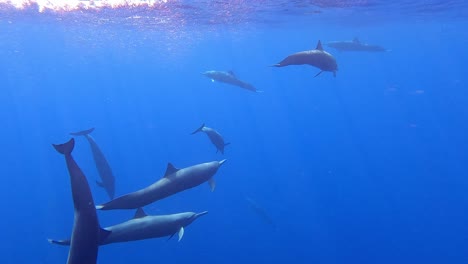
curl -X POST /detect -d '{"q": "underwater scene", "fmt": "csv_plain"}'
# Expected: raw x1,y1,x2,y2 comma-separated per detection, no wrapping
0,0,467,263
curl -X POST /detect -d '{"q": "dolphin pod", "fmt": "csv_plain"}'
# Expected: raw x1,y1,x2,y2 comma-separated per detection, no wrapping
272,40,338,77
191,123,230,154
96,160,226,210
326,38,388,52
202,70,258,92
49,208,208,246
52,138,110,264
70,128,116,200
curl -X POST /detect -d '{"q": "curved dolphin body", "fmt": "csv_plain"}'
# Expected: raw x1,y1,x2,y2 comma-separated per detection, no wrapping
52,138,110,264
96,160,226,211
202,70,258,92
326,38,388,52
272,40,338,77
191,123,230,154
49,209,208,246
70,128,116,199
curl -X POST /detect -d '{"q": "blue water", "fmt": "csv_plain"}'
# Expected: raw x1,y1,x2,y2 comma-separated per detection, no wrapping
1,1,468,263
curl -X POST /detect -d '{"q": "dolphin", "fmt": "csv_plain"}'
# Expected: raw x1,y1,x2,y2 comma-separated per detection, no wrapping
191,123,230,154
70,128,116,199
272,40,338,77
49,208,208,246
202,70,258,92
326,38,388,52
96,160,227,211
52,138,110,264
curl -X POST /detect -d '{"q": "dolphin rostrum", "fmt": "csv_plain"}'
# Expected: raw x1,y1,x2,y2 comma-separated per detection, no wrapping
191,123,230,154
272,40,338,77
70,128,116,200
96,160,227,210
49,208,208,246
52,138,110,264
202,70,259,92
326,38,388,52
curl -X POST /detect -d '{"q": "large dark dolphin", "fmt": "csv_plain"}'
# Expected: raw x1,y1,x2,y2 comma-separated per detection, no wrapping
70,128,115,199
49,208,208,246
272,40,338,77
96,160,226,210
191,123,230,154
52,138,110,264
326,38,388,52
202,70,258,92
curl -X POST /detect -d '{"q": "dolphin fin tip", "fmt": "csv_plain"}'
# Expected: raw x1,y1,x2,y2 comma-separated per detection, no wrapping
95,205,104,210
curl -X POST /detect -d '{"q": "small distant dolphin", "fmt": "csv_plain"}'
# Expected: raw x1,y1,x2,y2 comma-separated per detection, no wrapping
49,208,208,246
191,123,230,154
245,196,275,228
52,138,110,264
272,40,338,77
202,70,258,92
326,38,388,52
70,128,116,199
96,160,226,210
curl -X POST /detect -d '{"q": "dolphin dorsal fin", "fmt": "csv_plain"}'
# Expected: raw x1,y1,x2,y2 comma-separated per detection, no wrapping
133,208,147,219
316,40,323,50
353,37,360,44
228,70,236,78
164,163,179,177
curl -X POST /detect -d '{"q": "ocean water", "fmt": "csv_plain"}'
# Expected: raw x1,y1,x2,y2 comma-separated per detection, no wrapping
0,1,467,263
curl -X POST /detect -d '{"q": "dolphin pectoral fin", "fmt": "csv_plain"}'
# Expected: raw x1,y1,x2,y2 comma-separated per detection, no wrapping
99,228,112,244
96,180,105,188
208,178,216,192
133,208,148,219
48,238,71,246
228,70,237,78
314,71,323,77
178,227,185,242
164,163,180,177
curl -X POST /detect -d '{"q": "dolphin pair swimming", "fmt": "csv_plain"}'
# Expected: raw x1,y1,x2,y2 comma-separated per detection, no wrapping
70,128,116,199
96,160,226,210
52,139,110,264
272,40,338,77
191,123,230,154
49,208,208,246
202,70,259,92
326,38,388,52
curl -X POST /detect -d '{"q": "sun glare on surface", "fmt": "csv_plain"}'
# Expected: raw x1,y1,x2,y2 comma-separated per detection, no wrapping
0,0,170,12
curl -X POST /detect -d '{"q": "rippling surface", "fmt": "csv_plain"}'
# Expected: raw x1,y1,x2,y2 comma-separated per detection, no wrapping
1,0,467,30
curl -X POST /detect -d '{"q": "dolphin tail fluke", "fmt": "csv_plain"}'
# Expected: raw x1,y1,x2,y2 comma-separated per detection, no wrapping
70,128,95,136
314,71,323,78
48,238,71,246
52,138,75,155
191,123,205,134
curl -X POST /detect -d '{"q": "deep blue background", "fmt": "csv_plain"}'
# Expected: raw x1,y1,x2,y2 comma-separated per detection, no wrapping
0,5,467,264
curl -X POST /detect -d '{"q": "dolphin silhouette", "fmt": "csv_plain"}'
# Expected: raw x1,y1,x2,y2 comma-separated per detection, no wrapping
70,128,116,199
191,123,230,154
52,138,110,264
49,208,208,246
327,38,388,52
272,40,338,77
96,160,226,210
202,70,258,92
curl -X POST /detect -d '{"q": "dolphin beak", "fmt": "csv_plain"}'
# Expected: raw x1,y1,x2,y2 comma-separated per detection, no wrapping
195,211,208,219
219,159,227,166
